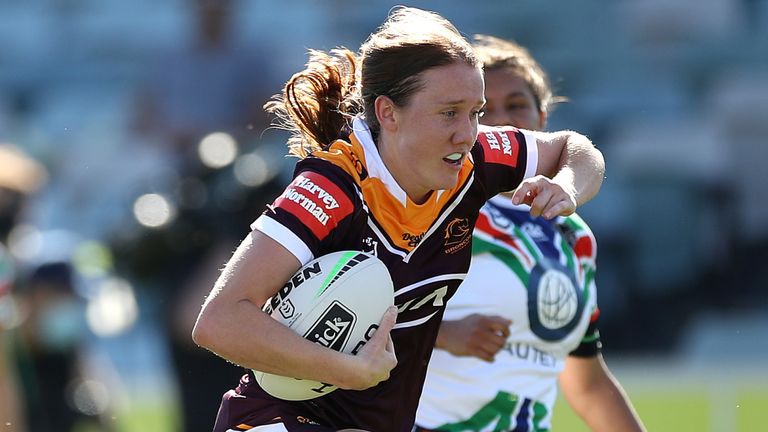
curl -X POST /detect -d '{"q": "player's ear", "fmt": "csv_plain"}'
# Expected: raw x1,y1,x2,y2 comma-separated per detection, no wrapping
375,95,398,132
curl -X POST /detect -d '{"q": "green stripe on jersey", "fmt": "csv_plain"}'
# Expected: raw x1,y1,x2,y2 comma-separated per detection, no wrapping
472,236,531,286
436,391,549,432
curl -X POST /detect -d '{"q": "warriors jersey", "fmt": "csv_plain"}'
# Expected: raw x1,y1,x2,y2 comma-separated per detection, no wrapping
230,118,538,432
415,197,601,432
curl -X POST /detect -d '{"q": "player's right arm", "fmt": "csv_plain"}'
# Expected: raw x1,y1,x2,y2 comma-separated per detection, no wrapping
474,126,604,220
192,218,397,391
513,129,604,220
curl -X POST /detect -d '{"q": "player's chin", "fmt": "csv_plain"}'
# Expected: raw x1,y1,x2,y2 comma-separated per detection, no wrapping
432,171,461,190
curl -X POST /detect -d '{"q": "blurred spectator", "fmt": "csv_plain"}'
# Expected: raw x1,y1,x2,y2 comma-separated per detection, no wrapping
13,261,102,431
109,154,285,432
0,145,115,431
0,243,25,431
0,243,26,431
0,143,47,431
105,1,286,430
134,0,276,155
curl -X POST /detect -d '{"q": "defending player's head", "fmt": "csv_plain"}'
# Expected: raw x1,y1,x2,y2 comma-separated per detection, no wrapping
473,34,564,131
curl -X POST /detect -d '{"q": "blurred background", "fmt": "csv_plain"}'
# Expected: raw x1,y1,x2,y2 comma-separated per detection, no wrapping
0,0,766,431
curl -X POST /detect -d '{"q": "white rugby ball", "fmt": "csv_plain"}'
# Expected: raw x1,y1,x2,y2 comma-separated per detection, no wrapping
253,250,394,401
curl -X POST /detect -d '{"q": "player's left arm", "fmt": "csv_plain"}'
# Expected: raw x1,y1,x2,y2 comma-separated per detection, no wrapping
435,314,511,362
512,130,604,219
559,354,647,432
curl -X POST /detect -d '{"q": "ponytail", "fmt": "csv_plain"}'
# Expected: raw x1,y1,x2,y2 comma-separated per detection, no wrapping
265,49,362,158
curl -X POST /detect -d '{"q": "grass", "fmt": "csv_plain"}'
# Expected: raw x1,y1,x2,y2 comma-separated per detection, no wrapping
72,360,767,432
552,360,768,432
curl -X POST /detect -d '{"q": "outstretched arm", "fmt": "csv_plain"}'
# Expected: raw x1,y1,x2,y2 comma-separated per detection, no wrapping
559,354,646,432
512,130,605,219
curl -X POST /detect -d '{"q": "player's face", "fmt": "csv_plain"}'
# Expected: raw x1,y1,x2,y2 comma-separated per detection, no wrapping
482,67,545,131
382,62,485,203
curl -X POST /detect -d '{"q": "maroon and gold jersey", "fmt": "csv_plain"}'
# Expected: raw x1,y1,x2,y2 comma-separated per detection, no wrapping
232,118,538,431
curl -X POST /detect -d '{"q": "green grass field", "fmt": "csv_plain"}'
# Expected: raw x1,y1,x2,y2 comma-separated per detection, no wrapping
553,390,768,431
552,360,768,432
109,389,767,432
106,385,767,432
72,359,766,432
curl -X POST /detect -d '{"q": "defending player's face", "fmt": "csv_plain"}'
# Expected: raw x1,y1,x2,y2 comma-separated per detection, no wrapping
481,67,544,131
382,62,485,203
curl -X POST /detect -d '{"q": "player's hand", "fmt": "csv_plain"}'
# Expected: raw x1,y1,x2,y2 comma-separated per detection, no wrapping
436,314,511,362
511,175,578,219
342,306,398,390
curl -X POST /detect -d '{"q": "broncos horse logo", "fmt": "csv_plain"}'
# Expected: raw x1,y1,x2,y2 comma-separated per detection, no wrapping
444,217,472,253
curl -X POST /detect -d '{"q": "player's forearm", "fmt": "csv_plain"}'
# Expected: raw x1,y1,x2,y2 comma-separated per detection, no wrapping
563,369,645,432
553,132,604,207
575,383,646,432
561,355,645,432
193,298,354,386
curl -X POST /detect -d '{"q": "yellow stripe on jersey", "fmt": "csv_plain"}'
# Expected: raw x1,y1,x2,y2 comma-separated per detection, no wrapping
313,134,475,252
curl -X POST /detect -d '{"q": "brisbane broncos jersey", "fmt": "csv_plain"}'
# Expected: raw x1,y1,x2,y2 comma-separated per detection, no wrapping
237,118,538,431
415,198,601,432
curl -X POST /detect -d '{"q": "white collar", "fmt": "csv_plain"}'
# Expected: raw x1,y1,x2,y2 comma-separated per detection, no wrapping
351,117,409,206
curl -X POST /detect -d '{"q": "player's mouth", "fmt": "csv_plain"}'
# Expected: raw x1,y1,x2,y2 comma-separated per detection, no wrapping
443,152,464,167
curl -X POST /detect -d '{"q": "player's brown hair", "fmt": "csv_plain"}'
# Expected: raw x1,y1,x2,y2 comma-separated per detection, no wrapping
266,6,479,158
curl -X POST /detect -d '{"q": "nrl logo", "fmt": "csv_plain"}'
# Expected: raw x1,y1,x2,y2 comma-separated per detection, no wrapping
278,299,295,320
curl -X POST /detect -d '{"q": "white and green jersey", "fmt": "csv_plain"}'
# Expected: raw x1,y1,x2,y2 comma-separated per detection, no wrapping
415,196,601,432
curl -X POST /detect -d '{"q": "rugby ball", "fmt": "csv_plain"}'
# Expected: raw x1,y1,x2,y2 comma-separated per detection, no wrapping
253,250,394,401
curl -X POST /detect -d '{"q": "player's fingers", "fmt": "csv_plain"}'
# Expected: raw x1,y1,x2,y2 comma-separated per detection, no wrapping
495,330,509,341
528,188,555,218
360,306,397,356
512,177,541,205
383,333,397,371
477,342,503,362
472,345,495,362
488,315,512,338
510,181,535,205
474,329,506,356
370,307,398,367
385,333,396,356
541,197,577,219
513,175,556,205
372,306,398,345
484,332,508,350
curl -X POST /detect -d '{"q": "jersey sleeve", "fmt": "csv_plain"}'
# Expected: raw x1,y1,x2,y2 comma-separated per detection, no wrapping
569,306,602,357
471,125,538,198
251,160,357,266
